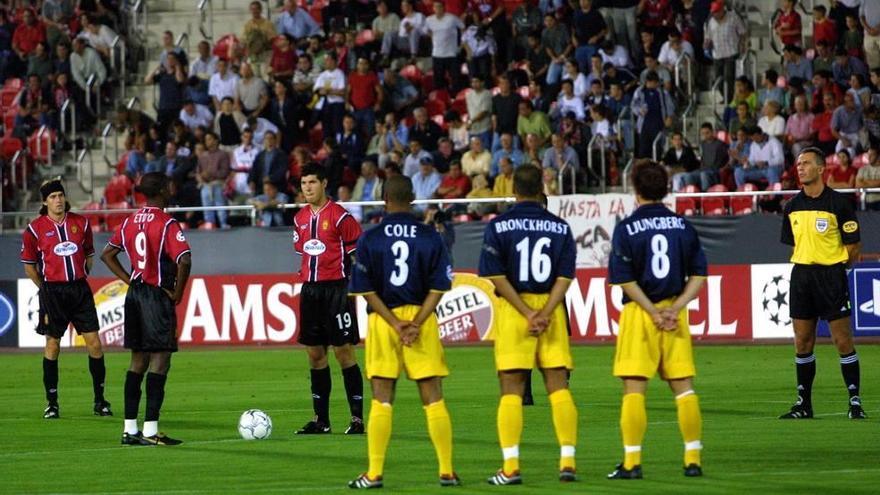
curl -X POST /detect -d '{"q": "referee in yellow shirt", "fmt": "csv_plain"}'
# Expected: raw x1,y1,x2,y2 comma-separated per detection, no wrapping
779,148,865,420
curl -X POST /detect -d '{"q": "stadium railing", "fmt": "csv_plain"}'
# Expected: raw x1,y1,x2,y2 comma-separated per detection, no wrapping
198,0,215,42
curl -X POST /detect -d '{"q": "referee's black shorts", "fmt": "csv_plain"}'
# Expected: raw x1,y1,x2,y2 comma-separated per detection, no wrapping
124,281,178,352
789,263,852,322
37,279,99,338
298,279,358,347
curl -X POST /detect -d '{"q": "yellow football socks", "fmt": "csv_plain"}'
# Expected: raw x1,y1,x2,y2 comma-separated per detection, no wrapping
676,391,703,467
424,400,454,476
497,394,523,474
548,389,578,471
620,393,646,469
367,400,393,479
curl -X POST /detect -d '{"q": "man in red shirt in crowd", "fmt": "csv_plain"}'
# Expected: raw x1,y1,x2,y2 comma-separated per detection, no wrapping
774,0,802,47
21,180,112,420
812,5,838,48
293,163,365,435
102,173,193,446
347,57,383,138
435,161,472,199
12,9,46,61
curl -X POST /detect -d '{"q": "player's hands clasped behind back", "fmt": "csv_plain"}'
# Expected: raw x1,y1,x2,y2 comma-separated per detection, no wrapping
651,308,679,332
393,320,421,346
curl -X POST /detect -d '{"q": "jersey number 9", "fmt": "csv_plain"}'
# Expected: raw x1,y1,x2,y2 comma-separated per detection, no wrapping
515,236,552,283
135,231,147,270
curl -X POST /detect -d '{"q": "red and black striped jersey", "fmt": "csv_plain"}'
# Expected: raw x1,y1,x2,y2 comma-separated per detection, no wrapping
21,213,94,282
108,206,191,289
293,200,362,283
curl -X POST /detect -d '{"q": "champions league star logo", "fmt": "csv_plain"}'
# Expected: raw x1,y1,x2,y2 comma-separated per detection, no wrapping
762,275,791,327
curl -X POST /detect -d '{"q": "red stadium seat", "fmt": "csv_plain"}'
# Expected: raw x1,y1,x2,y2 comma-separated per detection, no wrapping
702,197,727,215
501,0,520,16
116,150,131,175
3,78,22,90
681,184,700,208
308,5,323,24
355,29,374,46
853,153,869,169
675,197,696,216
27,127,55,163
309,123,323,152
213,34,240,61
737,183,758,192
451,98,468,116
420,73,435,93
730,196,754,215
104,174,133,204
716,130,730,144
428,89,451,106
400,64,422,84
1,87,20,109
0,134,23,160
3,109,16,131
81,202,104,232
105,201,131,231
825,153,841,168
425,99,446,117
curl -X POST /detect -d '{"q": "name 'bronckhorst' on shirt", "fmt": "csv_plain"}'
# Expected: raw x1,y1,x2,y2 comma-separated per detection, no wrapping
494,218,569,235
624,216,687,236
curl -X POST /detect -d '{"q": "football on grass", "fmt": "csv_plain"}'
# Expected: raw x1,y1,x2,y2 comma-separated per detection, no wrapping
238,409,273,440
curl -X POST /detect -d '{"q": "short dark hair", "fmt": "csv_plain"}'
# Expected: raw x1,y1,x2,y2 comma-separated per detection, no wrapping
631,160,668,201
798,147,826,166
513,165,542,198
700,122,714,131
814,5,826,14
383,175,415,204
300,162,328,181
135,172,170,199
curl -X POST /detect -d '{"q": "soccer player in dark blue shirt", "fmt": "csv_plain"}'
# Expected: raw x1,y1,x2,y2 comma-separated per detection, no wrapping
347,175,459,489
607,160,707,480
478,166,579,485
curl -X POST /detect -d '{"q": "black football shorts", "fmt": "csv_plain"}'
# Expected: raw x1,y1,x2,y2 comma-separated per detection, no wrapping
789,263,852,322
124,281,178,352
298,279,359,347
37,279,100,338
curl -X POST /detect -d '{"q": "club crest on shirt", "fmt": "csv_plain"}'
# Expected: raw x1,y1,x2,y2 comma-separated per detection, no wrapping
71,226,78,234
322,220,329,230
815,218,829,233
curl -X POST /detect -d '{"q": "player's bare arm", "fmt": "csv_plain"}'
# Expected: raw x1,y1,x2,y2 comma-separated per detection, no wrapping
845,242,861,267
535,277,573,335
363,293,418,346
170,252,193,305
100,245,131,285
489,276,549,333
661,276,707,327
24,264,43,288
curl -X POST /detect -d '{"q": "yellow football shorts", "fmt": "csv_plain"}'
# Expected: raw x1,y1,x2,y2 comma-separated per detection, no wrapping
365,305,449,381
613,298,696,380
494,293,573,371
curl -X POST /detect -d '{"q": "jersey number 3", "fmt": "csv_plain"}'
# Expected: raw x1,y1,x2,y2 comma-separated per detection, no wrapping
515,236,551,283
650,234,670,279
389,240,410,287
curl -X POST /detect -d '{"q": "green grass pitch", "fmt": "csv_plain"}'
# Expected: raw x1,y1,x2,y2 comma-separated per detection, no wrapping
1,344,879,494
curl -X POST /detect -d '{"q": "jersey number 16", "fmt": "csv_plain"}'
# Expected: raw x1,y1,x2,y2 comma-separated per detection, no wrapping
515,236,551,283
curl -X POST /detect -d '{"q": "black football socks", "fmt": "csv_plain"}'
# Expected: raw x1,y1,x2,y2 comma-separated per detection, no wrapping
794,353,816,407
840,351,860,403
89,355,106,403
145,372,168,422
124,371,144,420
311,367,332,425
43,357,59,405
342,364,364,420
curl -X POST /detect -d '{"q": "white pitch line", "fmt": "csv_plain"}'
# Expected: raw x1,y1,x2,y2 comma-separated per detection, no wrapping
728,468,880,477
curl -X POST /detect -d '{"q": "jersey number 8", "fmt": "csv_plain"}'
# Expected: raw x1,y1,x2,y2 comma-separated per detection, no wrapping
515,236,552,283
650,234,670,279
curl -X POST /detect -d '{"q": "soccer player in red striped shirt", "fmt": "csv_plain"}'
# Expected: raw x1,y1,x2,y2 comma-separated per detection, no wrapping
21,180,112,419
293,163,365,435
102,173,192,446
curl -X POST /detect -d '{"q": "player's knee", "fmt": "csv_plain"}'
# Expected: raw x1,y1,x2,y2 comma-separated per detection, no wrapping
44,339,61,359
333,346,356,367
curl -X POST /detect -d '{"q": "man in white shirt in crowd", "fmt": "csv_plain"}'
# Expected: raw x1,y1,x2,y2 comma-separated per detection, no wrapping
245,116,280,147
77,14,117,59
231,128,261,202
657,29,694,72
425,1,464,91
466,76,494,150
381,0,424,62
313,54,347,139
736,125,784,188
179,100,214,132
209,59,240,112
189,40,218,82
403,138,433,178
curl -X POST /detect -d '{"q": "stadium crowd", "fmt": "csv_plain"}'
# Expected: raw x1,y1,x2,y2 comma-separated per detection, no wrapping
2,0,880,224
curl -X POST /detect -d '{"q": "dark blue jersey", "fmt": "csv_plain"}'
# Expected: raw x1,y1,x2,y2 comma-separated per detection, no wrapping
349,212,453,308
608,203,708,303
478,202,576,294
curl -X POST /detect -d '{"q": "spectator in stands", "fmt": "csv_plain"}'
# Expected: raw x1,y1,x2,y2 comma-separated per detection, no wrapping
599,39,631,70
831,92,864,157
811,69,844,112
631,71,675,159
77,14,116,59
827,149,857,190
461,136,491,178
609,0,640,59
704,0,745,101
425,1,464,91
247,130,287,196
336,113,365,173
26,41,53,82
352,160,383,218
511,1,542,61
126,134,154,178
230,128,259,199
727,76,757,123
758,101,785,141
276,0,321,42
812,5,838,47
378,112,409,159
812,91,838,155
493,156,515,197
190,40,218,83
158,31,187,72
774,0,802,47
381,0,424,62
208,58,239,112
15,72,52,135
445,111,469,153
234,62,269,119
347,57,382,138
242,1,276,75
11,9,45,67
146,51,187,137
865,105,880,148
409,106,444,151
758,69,784,109
436,161,471,200
267,35,298,83
663,131,699,191
491,75,522,151
52,42,71,79
639,0,674,39
491,133,525,178
314,54,346,139
812,40,835,75
465,76,493,150
245,114,279,147
640,53,672,91
572,0,607,73
157,140,188,178
542,166,559,195
785,94,815,157
461,13,496,85
197,132,232,228
542,13,572,86
372,1,400,63
517,99,551,149
658,28,694,71
524,31,550,83
736,126,784,188
553,79,586,123
856,146,880,210
403,137,432,177
411,155,442,211
859,4,880,68
685,122,726,191
849,74,871,108
214,97,246,150
180,99,214,133
250,178,289,227
563,59,589,99
41,0,74,47
832,47,868,89
466,173,495,217
636,29,661,66
381,67,418,115
543,133,579,171
432,137,459,173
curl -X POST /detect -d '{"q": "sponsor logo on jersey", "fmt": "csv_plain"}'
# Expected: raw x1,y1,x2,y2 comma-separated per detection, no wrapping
53,241,79,257
176,231,186,242
815,218,829,233
842,221,858,234
45,231,55,237
303,239,326,256
0,291,14,337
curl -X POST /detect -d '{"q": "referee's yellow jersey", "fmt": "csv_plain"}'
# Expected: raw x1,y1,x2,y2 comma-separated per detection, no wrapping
781,187,860,266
